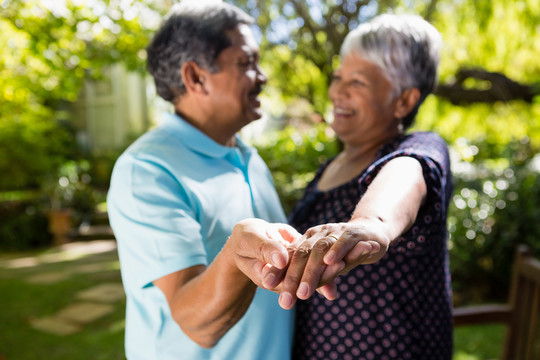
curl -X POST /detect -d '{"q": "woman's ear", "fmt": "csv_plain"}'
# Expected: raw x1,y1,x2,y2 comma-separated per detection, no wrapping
394,88,420,119
181,61,208,95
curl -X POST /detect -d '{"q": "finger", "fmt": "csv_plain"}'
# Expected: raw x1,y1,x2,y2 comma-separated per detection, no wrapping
236,258,275,288
278,229,336,307
262,263,286,290
317,281,338,300
288,232,309,249
296,236,335,300
343,240,381,264
233,223,289,269
278,245,312,310
303,224,325,238
323,231,378,265
319,260,346,285
323,233,360,265
340,253,371,275
264,226,292,268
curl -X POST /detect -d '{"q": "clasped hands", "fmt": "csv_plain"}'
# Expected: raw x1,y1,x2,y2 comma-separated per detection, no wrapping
229,218,390,310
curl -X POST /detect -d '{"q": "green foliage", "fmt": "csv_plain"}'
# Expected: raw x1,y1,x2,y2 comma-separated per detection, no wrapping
416,98,540,150
0,0,156,191
0,158,101,251
0,200,52,251
255,124,340,214
235,0,540,149
433,0,540,82
449,138,540,305
260,44,331,115
41,160,97,215
414,0,540,148
0,110,74,190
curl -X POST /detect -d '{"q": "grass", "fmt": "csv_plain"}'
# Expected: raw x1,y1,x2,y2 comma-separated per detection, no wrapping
0,243,125,360
0,242,505,360
454,324,506,360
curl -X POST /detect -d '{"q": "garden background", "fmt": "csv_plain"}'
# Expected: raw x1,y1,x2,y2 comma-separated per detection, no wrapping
0,0,539,358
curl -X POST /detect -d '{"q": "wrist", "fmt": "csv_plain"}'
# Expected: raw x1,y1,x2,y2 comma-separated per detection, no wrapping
220,236,256,287
349,217,392,245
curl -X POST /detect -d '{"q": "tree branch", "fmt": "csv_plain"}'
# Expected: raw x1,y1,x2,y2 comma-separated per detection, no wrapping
435,68,538,105
290,0,323,52
423,0,440,22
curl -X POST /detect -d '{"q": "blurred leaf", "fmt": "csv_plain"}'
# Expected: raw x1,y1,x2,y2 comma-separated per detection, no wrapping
0,0,158,190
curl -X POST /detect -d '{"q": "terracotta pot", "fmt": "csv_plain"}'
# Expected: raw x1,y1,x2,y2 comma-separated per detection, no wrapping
47,209,73,245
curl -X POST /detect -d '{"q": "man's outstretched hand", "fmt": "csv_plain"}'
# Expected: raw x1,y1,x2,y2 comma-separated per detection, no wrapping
225,218,299,290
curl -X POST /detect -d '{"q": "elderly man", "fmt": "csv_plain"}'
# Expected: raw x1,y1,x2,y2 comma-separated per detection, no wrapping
107,1,296,359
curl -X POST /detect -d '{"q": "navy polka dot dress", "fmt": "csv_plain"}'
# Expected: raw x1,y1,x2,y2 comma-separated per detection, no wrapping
289,132,453,360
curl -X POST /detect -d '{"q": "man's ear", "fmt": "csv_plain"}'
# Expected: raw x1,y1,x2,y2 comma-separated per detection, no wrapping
393,88,420,119
181,61,208,95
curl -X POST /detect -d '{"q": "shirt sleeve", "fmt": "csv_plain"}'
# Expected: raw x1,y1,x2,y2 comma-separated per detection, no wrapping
108,152,208,289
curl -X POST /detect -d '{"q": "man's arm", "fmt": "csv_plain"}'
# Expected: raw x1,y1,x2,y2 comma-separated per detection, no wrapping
153,219,297,348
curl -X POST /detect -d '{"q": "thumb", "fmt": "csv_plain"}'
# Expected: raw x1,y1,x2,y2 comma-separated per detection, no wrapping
264,225,293,269
233,219,289,269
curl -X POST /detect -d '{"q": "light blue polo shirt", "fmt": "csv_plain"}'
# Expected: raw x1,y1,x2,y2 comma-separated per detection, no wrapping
107,112,294,360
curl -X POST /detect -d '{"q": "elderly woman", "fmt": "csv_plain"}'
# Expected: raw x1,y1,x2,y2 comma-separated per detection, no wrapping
266,13,453,360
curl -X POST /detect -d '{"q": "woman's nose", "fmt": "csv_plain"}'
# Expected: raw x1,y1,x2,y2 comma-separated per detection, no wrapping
329,81,346,101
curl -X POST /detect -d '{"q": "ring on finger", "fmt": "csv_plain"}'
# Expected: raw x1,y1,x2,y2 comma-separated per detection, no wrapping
327,234,339,241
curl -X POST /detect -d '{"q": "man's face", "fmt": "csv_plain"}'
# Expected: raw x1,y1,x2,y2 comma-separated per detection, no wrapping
204,24,267,131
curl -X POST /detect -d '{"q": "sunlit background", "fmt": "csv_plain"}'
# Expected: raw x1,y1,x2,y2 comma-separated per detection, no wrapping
1,0,539,359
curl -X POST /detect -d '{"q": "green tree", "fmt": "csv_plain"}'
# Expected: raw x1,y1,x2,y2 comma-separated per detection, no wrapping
419,0,540,146
0,0,159,189
232,0,539,146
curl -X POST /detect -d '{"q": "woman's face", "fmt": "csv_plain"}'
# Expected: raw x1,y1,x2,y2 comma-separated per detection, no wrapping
328,54,401,147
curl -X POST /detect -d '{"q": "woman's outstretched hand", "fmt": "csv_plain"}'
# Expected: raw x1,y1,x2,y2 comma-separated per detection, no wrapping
263,219,391,309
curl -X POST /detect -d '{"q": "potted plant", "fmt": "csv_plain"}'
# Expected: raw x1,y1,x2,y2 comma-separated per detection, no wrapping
41,160,96,245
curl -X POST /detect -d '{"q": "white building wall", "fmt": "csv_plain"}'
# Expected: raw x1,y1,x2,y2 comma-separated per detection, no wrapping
72,64,150,155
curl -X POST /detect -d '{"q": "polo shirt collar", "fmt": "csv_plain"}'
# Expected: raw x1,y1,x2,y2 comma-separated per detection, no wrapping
160,112,252,159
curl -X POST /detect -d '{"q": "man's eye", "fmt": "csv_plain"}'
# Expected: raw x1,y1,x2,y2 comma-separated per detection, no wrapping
238,56,257,68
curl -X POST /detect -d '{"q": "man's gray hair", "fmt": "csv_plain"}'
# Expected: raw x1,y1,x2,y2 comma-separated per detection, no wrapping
340,14,442,128
146,0,254,102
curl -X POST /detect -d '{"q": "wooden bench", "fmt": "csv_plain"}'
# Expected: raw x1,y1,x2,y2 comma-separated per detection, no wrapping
453,245,540,359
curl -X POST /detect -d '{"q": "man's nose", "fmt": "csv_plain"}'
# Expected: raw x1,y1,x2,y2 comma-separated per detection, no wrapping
256,64,268,85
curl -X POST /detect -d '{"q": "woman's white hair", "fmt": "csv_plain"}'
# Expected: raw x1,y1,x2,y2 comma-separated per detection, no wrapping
340,14,442,128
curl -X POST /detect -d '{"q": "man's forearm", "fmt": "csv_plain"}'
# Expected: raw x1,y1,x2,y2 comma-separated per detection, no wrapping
154,218,295,348
166,247,257,348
